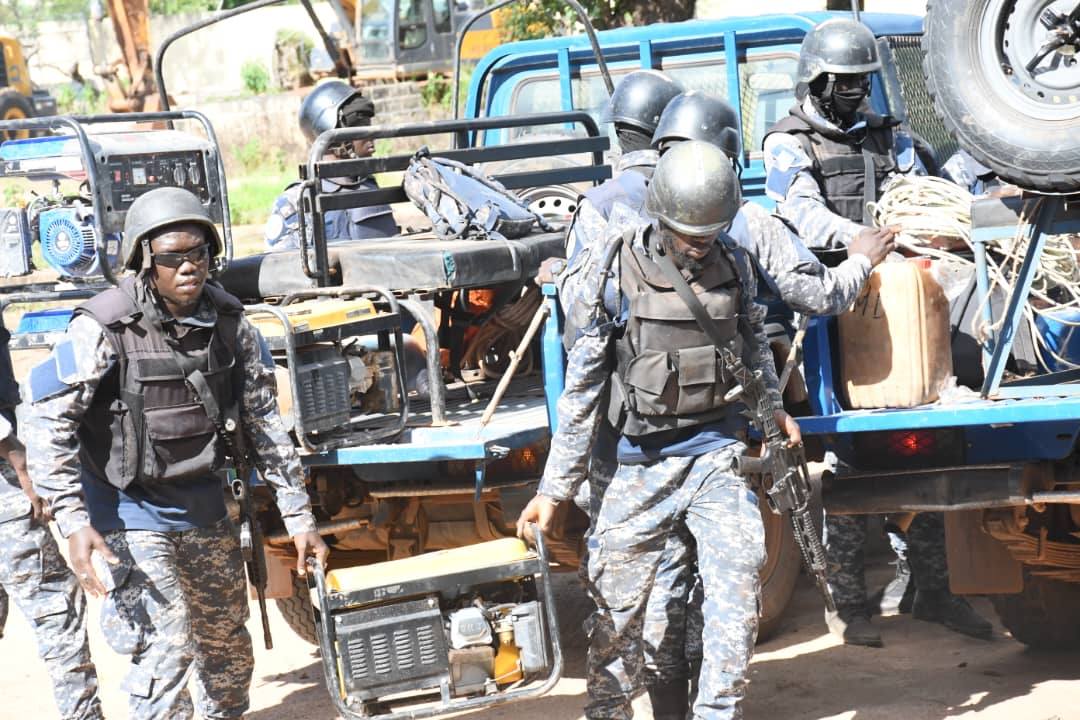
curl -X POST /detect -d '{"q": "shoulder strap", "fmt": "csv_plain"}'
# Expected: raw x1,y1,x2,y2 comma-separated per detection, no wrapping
651,242,755,352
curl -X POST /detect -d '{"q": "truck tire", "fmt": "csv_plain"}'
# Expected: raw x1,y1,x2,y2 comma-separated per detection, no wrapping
924,0,1080,193
275,572,319,645
757,497,801,642
990,571,1080,650
0,90,32,141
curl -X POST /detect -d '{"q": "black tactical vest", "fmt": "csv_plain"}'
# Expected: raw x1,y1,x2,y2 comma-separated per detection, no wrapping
769,106,898,224
608,236,747,439
76,277,243,490
0,320,21,410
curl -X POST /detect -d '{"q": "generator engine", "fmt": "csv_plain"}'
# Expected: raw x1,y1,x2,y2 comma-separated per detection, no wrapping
311,536,559,717
35,202,120,278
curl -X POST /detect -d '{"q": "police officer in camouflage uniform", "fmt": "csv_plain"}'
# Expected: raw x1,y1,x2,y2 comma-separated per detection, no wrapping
762,17,992,647
27,186,330,719
0,316,103,720
642,89,897,713
521,141,799,719
265,80,397,250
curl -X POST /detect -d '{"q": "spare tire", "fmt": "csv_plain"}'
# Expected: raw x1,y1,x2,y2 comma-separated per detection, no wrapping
923,0,1080,193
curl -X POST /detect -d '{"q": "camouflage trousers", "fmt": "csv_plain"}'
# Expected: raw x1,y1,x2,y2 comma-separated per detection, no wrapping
584,443,764,720
99,519,253,719
0,514,102,720
825,512,948,610
578,427,701,688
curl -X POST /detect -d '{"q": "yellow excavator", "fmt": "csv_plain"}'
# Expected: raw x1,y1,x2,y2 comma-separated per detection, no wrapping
0,34,58,140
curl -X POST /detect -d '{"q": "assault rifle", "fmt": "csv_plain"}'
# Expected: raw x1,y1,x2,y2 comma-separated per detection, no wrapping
719,347,836,613
224,412,274,650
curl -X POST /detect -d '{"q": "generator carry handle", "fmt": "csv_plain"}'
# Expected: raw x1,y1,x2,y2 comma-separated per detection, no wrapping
306,523,563,720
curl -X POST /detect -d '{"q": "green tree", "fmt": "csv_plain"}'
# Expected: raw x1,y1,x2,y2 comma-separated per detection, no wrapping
496,0,696,43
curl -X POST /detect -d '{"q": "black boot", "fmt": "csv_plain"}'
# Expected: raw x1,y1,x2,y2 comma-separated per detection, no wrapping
912,589,994,640
826,607,883,647
867,558,913,616
648,677,690,720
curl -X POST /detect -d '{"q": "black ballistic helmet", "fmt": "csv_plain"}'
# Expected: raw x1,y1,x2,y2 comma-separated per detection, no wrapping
298,80,376,143
645,140,741,237
652,91,743,161
797,18,881,85
601,70,684,135
122,187,221,272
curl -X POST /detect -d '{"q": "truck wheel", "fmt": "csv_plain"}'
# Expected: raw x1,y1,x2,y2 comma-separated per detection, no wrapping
0,90,32,141
757,497,801,642
274,572,319,645
924,0,1080,192
990,571,1080,650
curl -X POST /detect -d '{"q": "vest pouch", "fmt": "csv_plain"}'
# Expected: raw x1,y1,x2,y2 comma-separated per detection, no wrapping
93,399,139,491
623,350,676,417
140,403,220,483
673,345,726,415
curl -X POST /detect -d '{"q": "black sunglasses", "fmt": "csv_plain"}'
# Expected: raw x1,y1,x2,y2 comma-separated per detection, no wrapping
152,243,210,269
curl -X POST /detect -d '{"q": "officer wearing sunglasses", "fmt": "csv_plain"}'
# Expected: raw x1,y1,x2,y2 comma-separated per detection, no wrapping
24,186,329,718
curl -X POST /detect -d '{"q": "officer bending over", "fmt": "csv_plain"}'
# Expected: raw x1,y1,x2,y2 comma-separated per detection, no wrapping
28,187,329,719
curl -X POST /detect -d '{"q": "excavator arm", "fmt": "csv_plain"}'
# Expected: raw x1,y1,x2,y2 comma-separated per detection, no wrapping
100,0,160,112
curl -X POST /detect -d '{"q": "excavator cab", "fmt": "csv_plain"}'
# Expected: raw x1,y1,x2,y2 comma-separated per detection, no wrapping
334,0,500,78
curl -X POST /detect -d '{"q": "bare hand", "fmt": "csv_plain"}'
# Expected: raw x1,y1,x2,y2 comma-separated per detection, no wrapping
848,226,897,267
69,527,119,598
293,531,329,577
7,448,49,523
773,409,802,448
516,494,563,543
536,257,564,286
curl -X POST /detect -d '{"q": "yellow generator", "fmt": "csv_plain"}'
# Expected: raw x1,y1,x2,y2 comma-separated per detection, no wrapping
308,529,561,718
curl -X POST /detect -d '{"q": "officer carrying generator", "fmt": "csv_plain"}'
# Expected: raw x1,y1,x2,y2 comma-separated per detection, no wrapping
27,186,329,719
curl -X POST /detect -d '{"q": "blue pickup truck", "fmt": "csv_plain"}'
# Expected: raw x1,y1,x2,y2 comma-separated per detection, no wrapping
462,8,1080,652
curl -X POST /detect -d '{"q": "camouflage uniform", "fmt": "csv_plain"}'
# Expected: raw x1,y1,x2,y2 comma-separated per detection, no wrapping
762,97,918,250
542,222,778,719
27,287,317,719
0,412,103,720
825,512,948,609
764,98,952,618
264,177,397,250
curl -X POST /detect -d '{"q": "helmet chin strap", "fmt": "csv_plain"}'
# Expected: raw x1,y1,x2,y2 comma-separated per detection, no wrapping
139,237,153,277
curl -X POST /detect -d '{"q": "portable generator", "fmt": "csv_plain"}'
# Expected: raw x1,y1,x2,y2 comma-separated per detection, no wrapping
308,530,562,719
246,289,411,452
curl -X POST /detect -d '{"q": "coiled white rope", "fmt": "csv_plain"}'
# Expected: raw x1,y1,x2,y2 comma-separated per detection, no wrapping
869,175,1080,371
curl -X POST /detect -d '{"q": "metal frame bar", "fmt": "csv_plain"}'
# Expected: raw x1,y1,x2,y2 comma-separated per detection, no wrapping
246,286,411,453
308,525,563,720
975,197,1062,397
0,111,232,281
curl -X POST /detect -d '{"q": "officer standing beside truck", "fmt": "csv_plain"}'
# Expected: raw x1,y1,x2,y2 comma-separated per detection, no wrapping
763,16,992,647
521,141,798,720
26,186,329,719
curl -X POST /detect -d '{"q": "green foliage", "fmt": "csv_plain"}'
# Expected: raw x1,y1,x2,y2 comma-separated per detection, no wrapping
420,73,452,111
148,0,215,13
54,83,106,115
241,60,271,95
495,0,696,42
0,0,87,33
228,171,292,227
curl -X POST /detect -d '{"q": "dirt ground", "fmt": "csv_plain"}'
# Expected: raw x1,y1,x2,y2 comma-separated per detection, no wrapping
2,551,1080,720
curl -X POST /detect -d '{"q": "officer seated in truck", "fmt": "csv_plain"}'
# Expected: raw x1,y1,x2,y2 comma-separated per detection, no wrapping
265,81,398,251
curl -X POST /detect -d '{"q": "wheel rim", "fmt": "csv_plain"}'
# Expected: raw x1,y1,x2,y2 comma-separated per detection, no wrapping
759,495,787,583
2,106,29,141
518,185,579,223
979,0,1080,121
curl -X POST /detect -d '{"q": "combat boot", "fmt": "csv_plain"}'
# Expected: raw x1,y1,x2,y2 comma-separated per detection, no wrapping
648,677,689,720
825,607,883,647
912,589,993,640
867,558,914,616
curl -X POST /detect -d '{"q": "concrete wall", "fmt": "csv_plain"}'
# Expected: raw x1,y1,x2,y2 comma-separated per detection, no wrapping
28,2,340,103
